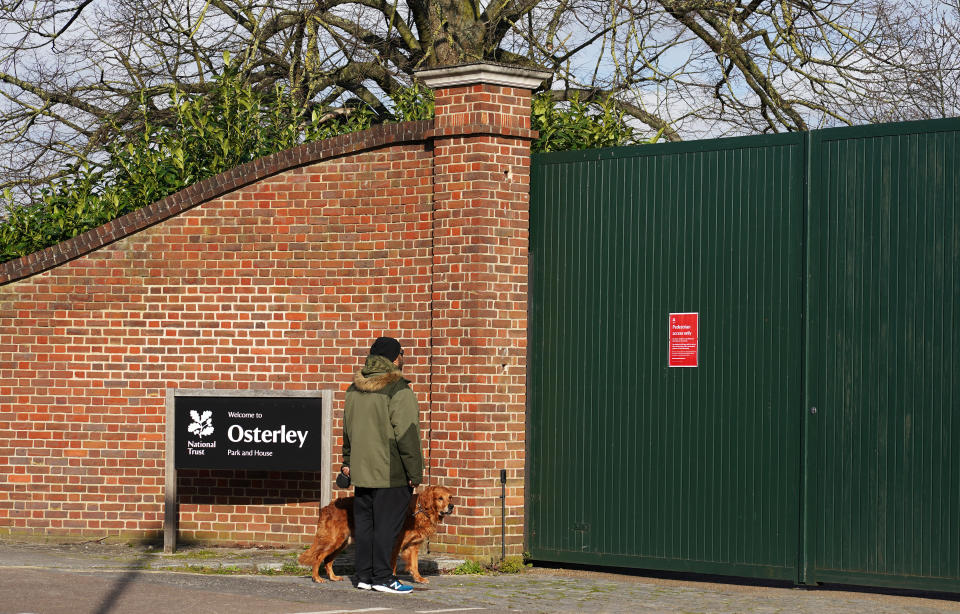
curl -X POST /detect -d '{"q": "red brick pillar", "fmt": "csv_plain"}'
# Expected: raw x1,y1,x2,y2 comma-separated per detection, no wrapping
416,63,550,559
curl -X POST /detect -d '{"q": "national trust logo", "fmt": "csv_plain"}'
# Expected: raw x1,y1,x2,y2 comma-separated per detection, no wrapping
188,410,214,438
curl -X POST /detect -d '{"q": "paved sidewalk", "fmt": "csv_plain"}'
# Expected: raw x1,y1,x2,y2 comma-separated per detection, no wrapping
1,538,959,614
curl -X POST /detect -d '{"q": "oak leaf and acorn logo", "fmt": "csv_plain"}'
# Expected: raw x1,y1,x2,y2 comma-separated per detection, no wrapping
188,410,214,437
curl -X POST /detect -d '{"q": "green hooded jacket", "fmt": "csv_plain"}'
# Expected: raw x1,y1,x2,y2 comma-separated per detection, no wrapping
342,354,424,488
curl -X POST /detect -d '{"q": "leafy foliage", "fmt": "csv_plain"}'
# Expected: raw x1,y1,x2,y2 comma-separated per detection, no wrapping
0,63,379,263
449,556,531,575
531,93,637,153
390,83,435,122
494,555,531,574
0,71,633,264
451,559,487,575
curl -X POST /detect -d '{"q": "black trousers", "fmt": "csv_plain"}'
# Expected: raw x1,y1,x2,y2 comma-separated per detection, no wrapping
353,485,412,584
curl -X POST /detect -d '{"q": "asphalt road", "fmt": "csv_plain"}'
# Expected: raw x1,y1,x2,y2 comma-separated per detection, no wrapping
1,567,471,614
2,540,960,614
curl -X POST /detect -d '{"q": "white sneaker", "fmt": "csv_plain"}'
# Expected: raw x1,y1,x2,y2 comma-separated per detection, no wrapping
357,581,372,590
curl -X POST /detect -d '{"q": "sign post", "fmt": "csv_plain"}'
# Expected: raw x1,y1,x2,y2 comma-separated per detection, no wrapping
164,389,332,553
668,312,699,368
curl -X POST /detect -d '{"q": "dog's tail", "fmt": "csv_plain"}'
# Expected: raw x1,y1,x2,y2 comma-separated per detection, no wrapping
298,503,343,565
298,543,320,566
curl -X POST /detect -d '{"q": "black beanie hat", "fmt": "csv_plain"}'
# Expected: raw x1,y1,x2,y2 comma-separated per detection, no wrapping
370,336,402,361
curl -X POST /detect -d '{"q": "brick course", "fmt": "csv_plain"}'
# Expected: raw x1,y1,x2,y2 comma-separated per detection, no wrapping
0,67,540,559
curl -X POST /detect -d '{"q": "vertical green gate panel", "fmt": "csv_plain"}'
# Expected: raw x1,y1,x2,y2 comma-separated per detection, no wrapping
529,135,806,580
807,120,960,591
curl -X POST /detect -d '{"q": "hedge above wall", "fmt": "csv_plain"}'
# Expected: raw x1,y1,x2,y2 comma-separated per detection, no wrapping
0,121,433,286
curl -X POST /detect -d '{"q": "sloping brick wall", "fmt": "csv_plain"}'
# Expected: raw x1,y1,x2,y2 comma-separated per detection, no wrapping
0,64,545,558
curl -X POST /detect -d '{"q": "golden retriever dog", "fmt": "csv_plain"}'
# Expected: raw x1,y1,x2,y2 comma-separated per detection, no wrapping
298,485,454,584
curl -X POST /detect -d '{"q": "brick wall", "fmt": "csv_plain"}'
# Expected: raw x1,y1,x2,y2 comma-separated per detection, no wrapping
0,64,546,559
428,81,537,556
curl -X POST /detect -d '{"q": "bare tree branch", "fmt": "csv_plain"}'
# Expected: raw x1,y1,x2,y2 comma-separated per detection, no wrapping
0,0,952,206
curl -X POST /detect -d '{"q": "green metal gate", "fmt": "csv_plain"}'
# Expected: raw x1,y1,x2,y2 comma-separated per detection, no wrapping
528,134,807,581
805,120,960,591
528,119,960,591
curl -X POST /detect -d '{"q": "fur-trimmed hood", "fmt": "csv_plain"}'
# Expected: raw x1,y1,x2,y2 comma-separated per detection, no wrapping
353,354,407,392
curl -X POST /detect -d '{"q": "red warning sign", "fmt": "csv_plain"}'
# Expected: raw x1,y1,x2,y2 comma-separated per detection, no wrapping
669,312,699,368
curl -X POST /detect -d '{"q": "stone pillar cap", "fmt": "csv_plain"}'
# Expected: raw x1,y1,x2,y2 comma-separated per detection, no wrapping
415,62,552,90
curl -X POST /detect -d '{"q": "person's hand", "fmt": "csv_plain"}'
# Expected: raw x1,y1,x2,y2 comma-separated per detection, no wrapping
342,467,350,477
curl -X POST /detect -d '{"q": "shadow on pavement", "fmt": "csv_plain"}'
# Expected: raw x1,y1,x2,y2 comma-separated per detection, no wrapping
91,551,155,614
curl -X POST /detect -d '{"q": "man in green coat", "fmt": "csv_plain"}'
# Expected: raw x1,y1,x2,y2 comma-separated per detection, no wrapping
340,336,424,594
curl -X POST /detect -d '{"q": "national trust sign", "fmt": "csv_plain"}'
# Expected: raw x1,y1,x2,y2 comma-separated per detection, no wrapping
164,389,333,552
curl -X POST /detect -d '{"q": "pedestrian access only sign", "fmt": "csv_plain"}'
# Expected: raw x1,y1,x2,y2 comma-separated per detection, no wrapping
668,312,699,367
